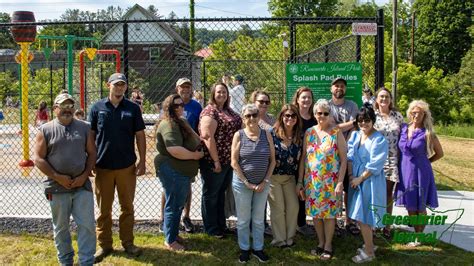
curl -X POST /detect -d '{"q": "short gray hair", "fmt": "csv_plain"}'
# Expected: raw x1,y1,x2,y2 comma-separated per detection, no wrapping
313,99,330,114
241,103,259,117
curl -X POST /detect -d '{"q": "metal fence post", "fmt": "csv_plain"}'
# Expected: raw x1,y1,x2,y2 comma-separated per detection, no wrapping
356,35,361,62
375,9,384,90
123,22,129,97
202,60,206,102
49,63,53,118
289,20,296,63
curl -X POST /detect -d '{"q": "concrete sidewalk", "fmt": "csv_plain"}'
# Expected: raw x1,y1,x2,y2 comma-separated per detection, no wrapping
392,190,474,252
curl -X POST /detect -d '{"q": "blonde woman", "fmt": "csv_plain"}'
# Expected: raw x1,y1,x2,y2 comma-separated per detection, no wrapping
373,87,404,238
394,100,444,246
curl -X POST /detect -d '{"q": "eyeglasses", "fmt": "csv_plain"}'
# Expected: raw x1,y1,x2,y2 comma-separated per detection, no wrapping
316,112,330,116
59,103,74,109
256,100,271,105
357,118,372,124
283,113,297,119
244,113,258,119
173,103,184,108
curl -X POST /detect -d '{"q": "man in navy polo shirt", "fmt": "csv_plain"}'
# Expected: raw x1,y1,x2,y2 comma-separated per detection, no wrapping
89,73,146,263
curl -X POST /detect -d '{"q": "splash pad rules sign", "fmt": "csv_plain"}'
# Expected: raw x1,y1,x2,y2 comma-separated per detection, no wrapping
286,62,363,106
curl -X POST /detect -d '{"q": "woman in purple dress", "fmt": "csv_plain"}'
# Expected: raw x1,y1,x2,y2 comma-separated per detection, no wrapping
395,100,444,246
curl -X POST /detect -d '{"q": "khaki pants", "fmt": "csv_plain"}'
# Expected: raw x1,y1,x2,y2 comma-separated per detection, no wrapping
94,164,136,249
268,174,299,246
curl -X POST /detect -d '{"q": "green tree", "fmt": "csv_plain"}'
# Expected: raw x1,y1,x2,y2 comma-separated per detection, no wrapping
0,71,18,105
390,63,454,123
0,13,16,49
268,0,339,17
414,0,472,74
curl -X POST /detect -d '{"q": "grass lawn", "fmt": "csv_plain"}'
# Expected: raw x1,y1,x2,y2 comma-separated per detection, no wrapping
1,231,473,265
433,136,474,191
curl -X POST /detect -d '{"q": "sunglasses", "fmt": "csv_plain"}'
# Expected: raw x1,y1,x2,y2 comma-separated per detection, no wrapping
283,113,297,119
173,103,184,108
59,103,74,109
357,118,372,123
256,100,271,105
316,112,330,116
244,113,258,119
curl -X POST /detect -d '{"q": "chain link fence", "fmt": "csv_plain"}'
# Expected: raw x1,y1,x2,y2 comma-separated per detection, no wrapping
0,14,383,219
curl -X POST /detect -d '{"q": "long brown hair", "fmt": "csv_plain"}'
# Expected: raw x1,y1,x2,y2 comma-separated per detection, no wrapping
273,104,302,145
156,94,195,139
291,86,314,118
208,82,230,109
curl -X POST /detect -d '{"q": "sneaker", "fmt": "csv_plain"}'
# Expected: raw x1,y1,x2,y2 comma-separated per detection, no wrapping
158,220,164,233
297,224,315,236
94,247,113,263
124,244,142,257
264,225,273,236
239,249,251,263
182,217,195,233
252,249,269,263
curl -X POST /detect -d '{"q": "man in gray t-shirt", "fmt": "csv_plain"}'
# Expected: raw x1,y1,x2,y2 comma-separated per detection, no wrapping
34,93,97,265
329,78,359,140
328,78,362,236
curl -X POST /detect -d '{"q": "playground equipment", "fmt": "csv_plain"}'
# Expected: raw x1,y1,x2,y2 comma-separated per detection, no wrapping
37,35,98,95
79,49,121,110
11,11,36,167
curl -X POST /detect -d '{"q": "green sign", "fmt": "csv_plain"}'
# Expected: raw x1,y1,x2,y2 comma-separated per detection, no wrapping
286,62,363,107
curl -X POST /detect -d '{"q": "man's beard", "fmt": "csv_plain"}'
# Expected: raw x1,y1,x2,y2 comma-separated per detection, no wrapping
333,91,345,99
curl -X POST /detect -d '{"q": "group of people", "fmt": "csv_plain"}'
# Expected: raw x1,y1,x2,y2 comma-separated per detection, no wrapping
35,72,444,265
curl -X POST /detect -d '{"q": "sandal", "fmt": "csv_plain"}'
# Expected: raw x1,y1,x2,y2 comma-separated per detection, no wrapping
352,249,375,264
357,245,378,254
407,241,421,247
164,241,185,251
320,249,333,260
176,235,185,244
346,223,361,236
310,246,324,256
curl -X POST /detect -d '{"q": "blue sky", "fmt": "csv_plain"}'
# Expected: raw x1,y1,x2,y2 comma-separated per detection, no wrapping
1,0,389,21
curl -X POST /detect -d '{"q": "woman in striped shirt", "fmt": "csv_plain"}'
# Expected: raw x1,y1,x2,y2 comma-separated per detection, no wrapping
231,104,276,263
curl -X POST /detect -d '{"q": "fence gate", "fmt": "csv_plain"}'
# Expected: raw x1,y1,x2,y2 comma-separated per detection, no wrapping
0,13,383,219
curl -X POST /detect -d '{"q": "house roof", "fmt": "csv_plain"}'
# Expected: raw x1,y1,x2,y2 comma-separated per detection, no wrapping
194,47,213,58
101,4,189,47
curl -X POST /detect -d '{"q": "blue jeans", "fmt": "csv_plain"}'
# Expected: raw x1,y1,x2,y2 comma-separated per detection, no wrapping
200,161,233,236
232,174,270,251
49,189,96,265
158,162,190,244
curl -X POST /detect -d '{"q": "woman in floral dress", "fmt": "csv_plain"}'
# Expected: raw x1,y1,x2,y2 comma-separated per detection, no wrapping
373,87,404,237
297,99,347,260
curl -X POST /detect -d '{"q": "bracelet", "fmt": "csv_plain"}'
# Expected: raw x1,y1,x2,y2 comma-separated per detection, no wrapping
264,179,270,183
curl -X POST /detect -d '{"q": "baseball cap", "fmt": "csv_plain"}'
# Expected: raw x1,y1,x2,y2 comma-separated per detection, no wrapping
176,77,192,87
54,93,75,105
234,74,244,83
108,73,127,85
331,77,347,86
